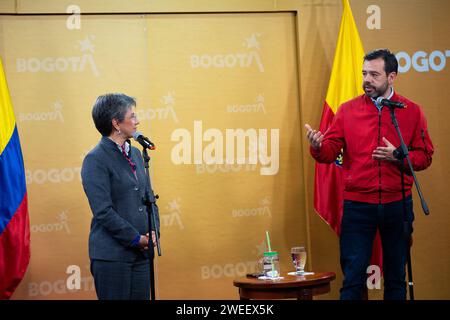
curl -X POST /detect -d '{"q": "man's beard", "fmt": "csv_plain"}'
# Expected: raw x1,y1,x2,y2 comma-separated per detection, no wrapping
363,81,389,98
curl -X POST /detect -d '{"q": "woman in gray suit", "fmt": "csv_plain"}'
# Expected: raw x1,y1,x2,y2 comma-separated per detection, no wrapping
81,93,159,300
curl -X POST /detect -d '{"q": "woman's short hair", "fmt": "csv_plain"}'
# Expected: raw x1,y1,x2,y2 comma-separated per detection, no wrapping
91,93,136,136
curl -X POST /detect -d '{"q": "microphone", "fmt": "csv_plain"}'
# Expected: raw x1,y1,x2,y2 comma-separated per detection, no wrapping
133,131,155,150
376,97,406,109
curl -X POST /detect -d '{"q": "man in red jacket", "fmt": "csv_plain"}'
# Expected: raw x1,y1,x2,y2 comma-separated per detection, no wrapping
305,49,434,300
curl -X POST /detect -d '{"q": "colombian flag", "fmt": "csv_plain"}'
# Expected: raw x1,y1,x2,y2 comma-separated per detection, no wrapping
0,57,30,299
314,0,382,268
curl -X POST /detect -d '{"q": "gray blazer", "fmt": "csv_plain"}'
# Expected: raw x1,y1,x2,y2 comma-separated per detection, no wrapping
81,136,160,262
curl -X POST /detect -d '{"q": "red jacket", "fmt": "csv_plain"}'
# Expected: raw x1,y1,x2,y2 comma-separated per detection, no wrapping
311,92,434,204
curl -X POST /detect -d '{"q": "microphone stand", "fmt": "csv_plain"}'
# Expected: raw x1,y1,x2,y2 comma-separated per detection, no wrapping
388,106,430,301
140,146,161,301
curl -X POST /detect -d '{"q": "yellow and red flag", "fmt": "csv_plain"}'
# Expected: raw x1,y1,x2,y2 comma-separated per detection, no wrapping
315,0,382,268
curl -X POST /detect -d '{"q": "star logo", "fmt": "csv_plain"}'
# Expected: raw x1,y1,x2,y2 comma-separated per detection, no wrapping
256,94,264,103
58,211,68,221
77,36,95,53
252,240,267,256
260,196,270,207
53,100,63,110
167,199,181,212
161,92,175,106
244,33,261,50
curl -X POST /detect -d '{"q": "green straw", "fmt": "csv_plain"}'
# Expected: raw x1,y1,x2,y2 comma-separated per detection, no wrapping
265,230,276,277
265,230,272,252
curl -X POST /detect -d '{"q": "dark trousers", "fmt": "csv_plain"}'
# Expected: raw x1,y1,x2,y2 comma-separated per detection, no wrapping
339,196,414,300
91,257,150,300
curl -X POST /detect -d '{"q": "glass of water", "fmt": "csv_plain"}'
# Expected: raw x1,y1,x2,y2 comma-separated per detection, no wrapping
291,246,307,275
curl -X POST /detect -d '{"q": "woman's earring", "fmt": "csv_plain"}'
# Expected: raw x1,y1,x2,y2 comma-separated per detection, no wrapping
117,129,121,135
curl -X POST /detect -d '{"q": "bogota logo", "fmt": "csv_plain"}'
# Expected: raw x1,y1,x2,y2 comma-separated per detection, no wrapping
19,100,64,122
136,92,179,123
17,35,100,76
171,120,279,176
227,94,266,114
396,50,450,73
160,198,184,230
190,33,264,72
30,210,71,234
232,197,272,218
200,241,266,280
26,167,81,185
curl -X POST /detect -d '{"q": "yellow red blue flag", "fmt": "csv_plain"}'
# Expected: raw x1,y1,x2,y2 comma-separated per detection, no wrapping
0,57,30,299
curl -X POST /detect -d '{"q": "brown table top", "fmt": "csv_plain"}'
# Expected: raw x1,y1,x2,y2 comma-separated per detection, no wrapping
233,271,336,289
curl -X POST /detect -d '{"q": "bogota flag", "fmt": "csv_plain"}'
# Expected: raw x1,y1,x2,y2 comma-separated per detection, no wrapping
0,57,30,299
314,0,382,268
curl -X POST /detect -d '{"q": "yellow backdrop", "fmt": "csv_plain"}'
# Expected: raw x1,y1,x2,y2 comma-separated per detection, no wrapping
0,0,449,299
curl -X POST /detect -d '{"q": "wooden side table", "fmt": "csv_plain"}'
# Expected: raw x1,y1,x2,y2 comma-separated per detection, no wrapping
233,272,336,300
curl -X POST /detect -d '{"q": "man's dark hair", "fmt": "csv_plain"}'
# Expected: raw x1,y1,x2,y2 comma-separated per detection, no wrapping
364,49,398,75
91,93,136,136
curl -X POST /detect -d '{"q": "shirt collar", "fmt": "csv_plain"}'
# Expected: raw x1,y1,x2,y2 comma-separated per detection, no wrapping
105,137,131,155
120,140,131,155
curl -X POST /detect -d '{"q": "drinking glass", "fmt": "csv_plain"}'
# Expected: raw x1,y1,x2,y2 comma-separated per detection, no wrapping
291,246,307,275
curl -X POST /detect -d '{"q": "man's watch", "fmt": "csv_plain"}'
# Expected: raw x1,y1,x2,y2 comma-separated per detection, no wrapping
393,146,406,160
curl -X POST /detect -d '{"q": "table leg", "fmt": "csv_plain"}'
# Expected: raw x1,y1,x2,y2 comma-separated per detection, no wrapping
297,288,313,300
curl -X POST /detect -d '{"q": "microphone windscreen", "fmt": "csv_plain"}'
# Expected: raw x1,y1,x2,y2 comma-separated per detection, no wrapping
132,131,142,141
376,96,384,105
